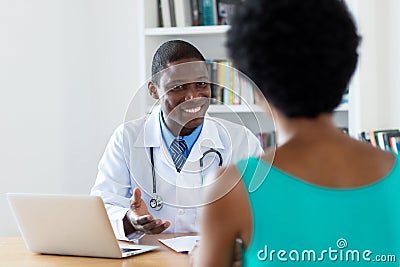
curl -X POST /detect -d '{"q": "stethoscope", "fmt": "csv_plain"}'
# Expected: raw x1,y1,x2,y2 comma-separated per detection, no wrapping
149,146,223,210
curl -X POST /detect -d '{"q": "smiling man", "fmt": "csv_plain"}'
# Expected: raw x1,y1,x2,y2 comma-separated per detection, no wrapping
91,40,263,241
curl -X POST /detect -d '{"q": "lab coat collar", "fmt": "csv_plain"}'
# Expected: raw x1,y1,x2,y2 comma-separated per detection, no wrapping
134,105,162,148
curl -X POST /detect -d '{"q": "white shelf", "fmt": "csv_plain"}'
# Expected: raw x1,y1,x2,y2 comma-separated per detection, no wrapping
145,25,230,36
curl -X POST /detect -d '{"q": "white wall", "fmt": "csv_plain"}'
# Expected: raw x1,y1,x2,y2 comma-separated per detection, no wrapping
0,0,142,236
381,0,400,128
356,0,400,131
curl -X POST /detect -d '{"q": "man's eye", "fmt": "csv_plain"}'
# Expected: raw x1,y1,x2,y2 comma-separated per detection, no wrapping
171,84,184,90
196,82,209,88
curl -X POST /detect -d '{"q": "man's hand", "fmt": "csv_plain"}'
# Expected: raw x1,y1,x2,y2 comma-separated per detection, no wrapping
125,188,170,234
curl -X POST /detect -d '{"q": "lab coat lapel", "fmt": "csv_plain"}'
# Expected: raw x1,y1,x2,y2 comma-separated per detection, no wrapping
134,106,161,148
133,106,175,169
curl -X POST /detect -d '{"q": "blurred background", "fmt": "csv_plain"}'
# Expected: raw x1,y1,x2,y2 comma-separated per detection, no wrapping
1,0,400,236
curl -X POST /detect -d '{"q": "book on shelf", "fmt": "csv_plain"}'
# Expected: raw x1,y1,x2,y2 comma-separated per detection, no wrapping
389,136,400,154
190,0,200,26
157,0,163,27
158,0,243,27
223,61,233,104
359,129,400,154
160,0,172,27
175,0,193,27
169,0,177,26
200,0,217,26
206,59,255,106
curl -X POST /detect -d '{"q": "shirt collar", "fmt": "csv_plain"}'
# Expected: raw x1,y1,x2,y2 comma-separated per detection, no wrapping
159,110,203,153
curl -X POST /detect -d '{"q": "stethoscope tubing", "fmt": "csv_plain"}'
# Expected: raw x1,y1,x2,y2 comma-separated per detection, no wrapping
148,146,223,210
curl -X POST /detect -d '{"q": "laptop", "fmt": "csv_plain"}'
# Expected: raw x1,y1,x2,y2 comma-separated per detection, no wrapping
7,193,159,258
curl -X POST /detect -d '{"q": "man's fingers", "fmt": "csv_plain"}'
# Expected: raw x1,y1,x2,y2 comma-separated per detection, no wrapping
135,215,153,225
136,221,170,234
141,219,161,231
131,188,142,209
147,221,170,234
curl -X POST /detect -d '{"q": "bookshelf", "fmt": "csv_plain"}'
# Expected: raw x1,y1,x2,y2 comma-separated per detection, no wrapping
139,0,357,137
145,25,230,36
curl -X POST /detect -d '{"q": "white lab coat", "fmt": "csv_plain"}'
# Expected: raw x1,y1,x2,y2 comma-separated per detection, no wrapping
91,107,263,240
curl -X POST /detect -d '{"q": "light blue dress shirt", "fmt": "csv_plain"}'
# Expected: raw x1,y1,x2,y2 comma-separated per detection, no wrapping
159,111,203,159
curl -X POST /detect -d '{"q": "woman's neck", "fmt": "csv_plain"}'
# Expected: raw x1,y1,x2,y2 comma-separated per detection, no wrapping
275,113,338,145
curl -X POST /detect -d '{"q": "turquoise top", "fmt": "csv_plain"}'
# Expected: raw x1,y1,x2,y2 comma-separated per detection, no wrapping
236,157,400,266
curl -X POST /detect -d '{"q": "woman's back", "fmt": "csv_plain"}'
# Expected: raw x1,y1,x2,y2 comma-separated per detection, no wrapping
238,146,399,266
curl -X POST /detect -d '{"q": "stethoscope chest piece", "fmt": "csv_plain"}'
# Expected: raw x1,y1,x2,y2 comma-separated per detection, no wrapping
149,194,163,210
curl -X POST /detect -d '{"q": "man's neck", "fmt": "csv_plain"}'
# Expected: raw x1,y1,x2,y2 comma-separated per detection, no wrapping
160,112,194,137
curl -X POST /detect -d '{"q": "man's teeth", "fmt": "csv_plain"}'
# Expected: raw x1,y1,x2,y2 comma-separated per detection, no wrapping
184,106,201,113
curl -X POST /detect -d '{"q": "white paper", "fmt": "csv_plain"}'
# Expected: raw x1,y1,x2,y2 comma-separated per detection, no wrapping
158,236,200,253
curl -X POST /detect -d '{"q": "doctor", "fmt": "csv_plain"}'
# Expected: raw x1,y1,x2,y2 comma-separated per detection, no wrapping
91,40,263,240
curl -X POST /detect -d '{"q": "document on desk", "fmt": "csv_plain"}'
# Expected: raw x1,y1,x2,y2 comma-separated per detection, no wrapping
158,236,200,253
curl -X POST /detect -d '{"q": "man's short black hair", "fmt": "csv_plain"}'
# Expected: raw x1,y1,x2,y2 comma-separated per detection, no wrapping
227,0,360,118
151,40,206,85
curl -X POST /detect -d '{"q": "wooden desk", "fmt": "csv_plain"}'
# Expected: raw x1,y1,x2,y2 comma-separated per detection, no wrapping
0,234,190,267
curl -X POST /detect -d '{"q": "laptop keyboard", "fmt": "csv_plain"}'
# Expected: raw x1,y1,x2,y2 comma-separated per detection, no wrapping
121,248,141,253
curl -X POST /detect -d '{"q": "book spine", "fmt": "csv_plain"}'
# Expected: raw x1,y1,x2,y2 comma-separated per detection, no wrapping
215,60,224,104
200,0,215,25
190,0,200,26
228,61,234,104
175,0,193,27
169,0,176,27
223,61,231,104
376,132,386,150
369,131,378,148
389,136,399,154
158,0,163,27
161,0,172,27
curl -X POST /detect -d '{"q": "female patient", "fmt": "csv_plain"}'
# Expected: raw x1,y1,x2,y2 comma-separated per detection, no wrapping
191,0,400,266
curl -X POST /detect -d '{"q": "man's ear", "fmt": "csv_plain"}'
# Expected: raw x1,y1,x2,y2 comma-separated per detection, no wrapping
148,81,159,100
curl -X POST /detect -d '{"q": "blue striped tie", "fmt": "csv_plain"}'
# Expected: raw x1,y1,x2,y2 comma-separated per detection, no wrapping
170,139,187,173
